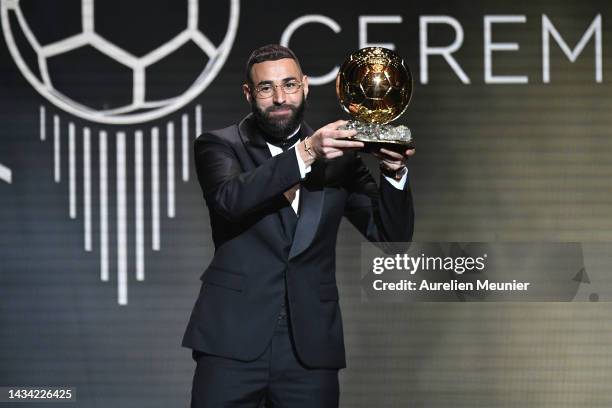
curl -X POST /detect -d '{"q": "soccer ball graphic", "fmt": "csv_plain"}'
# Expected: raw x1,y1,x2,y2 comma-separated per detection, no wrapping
1,0,239,124
336,47,412,125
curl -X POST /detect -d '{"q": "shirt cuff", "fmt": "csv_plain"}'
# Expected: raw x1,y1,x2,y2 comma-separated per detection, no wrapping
294,145,312,179
383,168,408,190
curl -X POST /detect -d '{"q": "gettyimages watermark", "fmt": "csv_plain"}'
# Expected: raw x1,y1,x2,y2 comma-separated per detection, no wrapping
360,242,612,302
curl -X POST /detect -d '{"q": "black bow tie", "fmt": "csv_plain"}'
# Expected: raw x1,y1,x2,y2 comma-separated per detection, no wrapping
264,128,303,151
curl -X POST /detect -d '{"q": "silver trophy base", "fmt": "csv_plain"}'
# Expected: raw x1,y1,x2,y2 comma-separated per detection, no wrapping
340,121,414,153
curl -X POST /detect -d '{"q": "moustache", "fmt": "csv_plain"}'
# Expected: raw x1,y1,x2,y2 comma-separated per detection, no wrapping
265,105,296,114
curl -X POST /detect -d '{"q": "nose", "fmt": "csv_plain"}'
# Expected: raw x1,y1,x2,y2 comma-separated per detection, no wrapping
272,86,286,105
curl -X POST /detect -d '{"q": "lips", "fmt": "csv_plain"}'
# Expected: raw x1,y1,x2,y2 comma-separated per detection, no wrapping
269,107,292,115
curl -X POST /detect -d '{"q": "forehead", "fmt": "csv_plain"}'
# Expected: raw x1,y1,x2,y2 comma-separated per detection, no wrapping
249,58,302,84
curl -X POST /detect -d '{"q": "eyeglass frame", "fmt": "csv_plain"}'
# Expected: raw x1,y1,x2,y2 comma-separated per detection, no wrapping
248,80,304,99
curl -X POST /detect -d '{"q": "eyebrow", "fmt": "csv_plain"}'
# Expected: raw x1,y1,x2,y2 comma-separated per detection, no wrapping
255,77,298,86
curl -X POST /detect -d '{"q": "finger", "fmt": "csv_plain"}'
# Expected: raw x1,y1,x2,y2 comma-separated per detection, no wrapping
326,150,344,159
323,146,358,156
379,148,404,159
404,148,416,156
322,135,361,147
322,146,339,155
324,129,357,140
386,163,404,171
380,159,404,167
328,119,350,130
329,139,364,149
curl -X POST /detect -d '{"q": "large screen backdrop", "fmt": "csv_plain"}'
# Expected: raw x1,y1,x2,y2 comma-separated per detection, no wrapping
1,0,611,407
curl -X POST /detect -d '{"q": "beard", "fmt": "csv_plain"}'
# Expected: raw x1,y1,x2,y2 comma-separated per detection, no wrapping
251,94,306,141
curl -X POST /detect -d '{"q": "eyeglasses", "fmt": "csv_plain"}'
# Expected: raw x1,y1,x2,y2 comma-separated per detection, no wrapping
252,81,303,98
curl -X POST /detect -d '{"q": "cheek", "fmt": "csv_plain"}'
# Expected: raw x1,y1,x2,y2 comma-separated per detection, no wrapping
288,93,304,106
255,99,271,112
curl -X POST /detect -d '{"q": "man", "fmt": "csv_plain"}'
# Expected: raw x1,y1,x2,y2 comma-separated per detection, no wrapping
183,44,415,407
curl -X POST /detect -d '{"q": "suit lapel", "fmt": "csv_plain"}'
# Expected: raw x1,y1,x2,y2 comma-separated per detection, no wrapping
238,114,272,167
289,122,325,260
289,160,325,260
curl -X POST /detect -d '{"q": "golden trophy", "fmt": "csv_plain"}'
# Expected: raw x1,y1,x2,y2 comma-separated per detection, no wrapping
336,47,413,153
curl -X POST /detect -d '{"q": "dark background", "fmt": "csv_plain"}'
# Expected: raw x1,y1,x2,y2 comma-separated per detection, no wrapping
1,0,611,406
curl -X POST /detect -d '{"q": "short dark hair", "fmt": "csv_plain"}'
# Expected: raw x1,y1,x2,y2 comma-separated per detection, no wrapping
245,44,302,85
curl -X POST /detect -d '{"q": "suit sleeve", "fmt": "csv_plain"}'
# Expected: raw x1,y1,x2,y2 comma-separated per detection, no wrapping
343,153,414,243
194,131,302,222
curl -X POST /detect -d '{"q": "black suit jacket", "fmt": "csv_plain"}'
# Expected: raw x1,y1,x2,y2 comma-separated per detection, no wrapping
182,113,414,369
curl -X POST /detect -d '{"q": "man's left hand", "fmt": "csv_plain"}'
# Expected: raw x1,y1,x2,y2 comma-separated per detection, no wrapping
373,147,415,180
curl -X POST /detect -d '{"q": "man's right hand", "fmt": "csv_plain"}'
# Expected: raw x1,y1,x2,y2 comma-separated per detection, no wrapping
297,120,363,166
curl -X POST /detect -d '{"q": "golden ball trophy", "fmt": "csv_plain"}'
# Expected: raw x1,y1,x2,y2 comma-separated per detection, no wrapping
336,47,413,153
